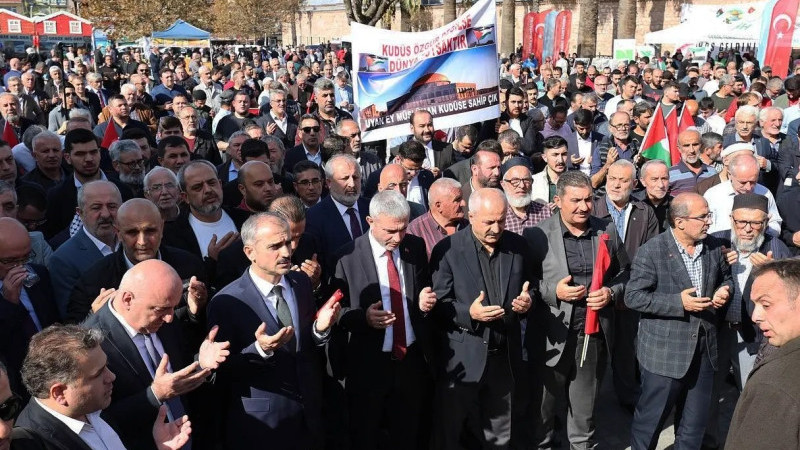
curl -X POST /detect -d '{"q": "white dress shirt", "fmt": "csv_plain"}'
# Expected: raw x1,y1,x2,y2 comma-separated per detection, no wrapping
704,181,783,235
575,132,593,175
423,141,435,170
35,399,127,450
271,111,288,134
248,268,329,358
367,231,416,351
406,174,424,205
83,226,117,257
331,197,362,239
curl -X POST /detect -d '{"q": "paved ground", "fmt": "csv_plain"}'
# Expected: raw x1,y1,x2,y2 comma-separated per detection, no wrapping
592,363,740,450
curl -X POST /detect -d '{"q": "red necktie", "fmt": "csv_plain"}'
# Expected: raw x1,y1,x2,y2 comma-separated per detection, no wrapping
386,250,406,360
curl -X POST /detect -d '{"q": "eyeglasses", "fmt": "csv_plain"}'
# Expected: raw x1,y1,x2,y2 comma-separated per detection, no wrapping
682,212,714,222
345,131,361,139
146,182,178,193
502,177,533,187
0,250,35,266
19,217,47,229
385,182,409,190
0,394,23,421
301,126,320,133
732,218,765,230
295,178,322,187
118,158,146,169
609,123,630,130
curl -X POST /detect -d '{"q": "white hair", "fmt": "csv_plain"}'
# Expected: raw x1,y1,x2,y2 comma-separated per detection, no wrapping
369,189,410,219
735,105,759,121
759,106,783,123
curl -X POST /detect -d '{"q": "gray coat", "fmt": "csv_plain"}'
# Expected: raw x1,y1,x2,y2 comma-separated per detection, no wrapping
625,230,733,379
523,214,629,367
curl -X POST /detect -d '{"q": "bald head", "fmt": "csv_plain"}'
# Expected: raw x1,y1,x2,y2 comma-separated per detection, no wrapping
468,187,507,215
116,198,164,264
116,259,183,333
0,217,31,278
685,99,699,116
378,164,409,195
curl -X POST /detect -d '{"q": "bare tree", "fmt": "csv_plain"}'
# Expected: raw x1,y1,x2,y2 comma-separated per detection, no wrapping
616,0,636,39
500,0,516,55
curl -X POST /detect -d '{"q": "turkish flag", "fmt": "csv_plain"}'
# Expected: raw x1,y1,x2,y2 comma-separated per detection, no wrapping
2,120,18,147
101,121,119,150
664,106,681,167
532,10,551,63
585,233,611,335
522,13,537,60
762,0,798,77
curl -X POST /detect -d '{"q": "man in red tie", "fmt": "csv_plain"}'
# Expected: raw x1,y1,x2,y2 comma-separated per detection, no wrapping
331,189,436,450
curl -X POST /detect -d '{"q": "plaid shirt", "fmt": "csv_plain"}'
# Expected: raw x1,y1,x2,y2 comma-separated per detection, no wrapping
504,202,551,235
671,229,705,296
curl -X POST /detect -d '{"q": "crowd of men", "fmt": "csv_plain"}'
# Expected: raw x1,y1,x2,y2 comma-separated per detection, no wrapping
0,41,799,450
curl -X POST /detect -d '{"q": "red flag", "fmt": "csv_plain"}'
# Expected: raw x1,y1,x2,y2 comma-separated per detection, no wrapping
2,120,18,147
678,103,695,134
101,121,119,149
584,233,611,335
762,0,798,78
522,12,537,60
663,105,681,167
532,10,550,63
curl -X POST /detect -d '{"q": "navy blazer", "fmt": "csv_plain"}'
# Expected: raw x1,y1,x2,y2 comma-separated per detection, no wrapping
429,227,535,383
16,399,94,450
47,228,106,319
305,195,370,273
625,231,733,379
283,144,319,174
207,270,326,449
83,301,200,450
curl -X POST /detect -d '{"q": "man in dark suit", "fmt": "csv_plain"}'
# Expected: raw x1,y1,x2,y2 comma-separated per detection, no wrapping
47,181,122,319
523,171,629,449
84,259,229,450
331,190,434,449
592,160,659,410
626,192,733,450
43,129,134,239
430,187,535,449
216,131,249,185
257,89,298,150
478,87,543,156
207,212,340,449
16,324,193,450
1,360,53,450
67,199,207,324
282,115,323,174
305,154,370,276
0,219,60,396
162,161,249,284
391,109,454,176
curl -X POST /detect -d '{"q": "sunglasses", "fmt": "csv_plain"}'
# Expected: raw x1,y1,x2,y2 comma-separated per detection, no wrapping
0,394,23,421
301,126,320,133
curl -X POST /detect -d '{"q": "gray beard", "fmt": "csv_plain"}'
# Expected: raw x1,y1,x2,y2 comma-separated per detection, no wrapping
195,202,222,215
506,193,532,209
120,172,144,186
732,232,765,254
332,192,359,207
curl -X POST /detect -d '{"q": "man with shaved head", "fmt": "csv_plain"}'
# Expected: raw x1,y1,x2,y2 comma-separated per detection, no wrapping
84,259,230,450
0,217,60,395
668,129,718,195
65,198,207,323
377,163,426,219
236,161,282,213
430,187,534,448
627,192,733,450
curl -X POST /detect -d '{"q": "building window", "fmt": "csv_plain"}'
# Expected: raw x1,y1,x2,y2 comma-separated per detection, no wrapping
69,21,81,34
7,20,20,33
43,21,56,34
